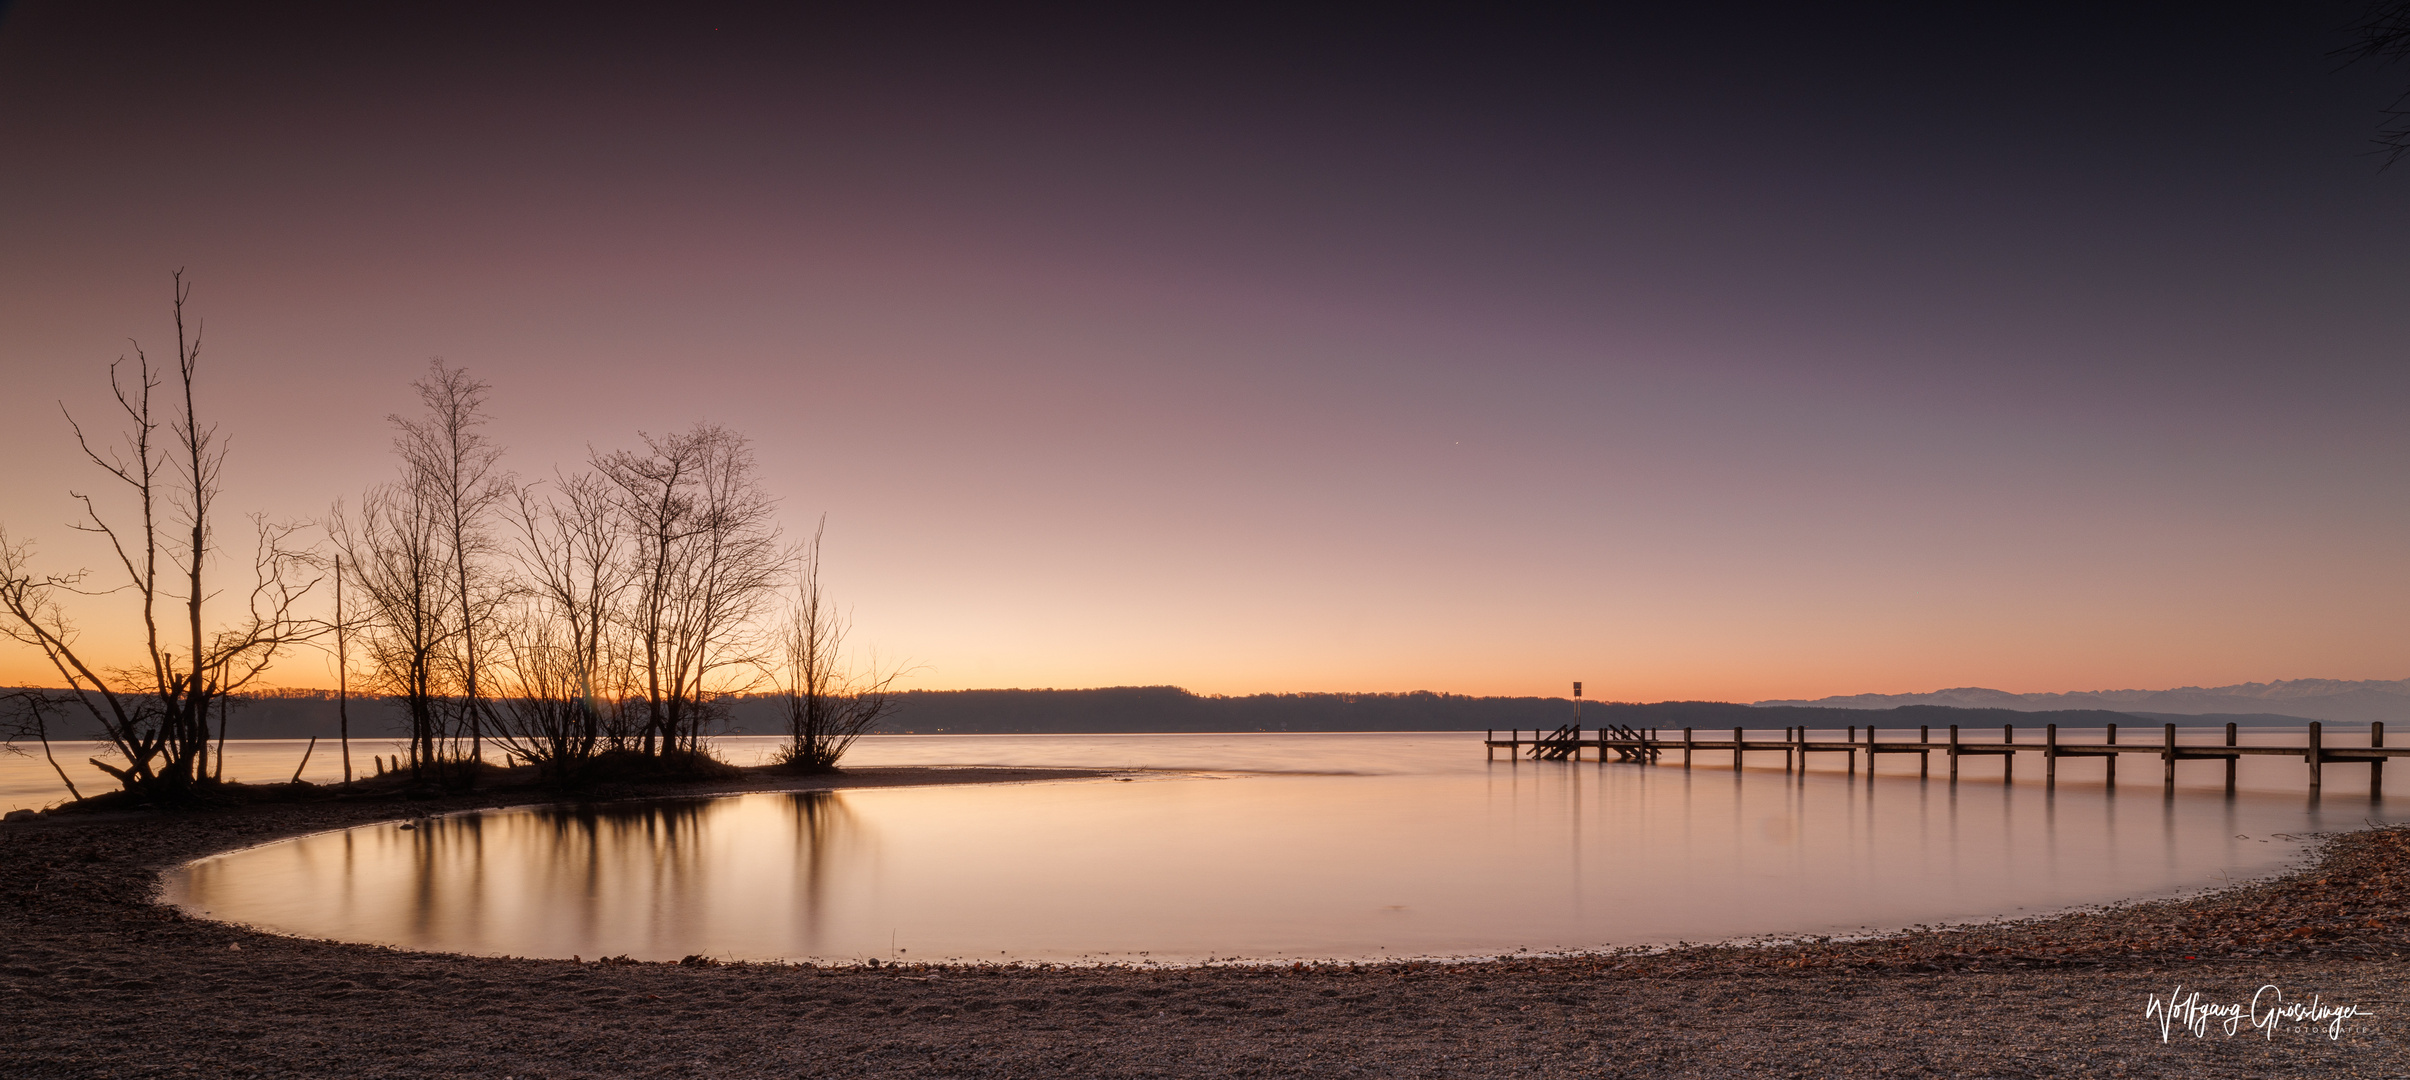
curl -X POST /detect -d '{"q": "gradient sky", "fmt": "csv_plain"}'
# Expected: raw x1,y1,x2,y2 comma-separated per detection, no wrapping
3,3,2409,700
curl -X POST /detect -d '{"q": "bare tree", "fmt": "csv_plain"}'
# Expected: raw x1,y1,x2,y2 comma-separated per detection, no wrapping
0,688,85,804
391,361,512,765
331,480,457,779
2336,1,2410,167
0,274,320,800
492,470,634,778
595,425,787,759
771,519,904,771
334,554,352,784
489,613,600,780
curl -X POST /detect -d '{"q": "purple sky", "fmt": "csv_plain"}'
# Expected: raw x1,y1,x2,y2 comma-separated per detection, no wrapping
4,3,2408,699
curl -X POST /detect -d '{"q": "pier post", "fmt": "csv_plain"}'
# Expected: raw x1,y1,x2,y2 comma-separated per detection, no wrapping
1733,727,1744,772
1847,726,1857,778
1920,725,1930,779
2046,723,2057,789
1867,726,1877,783
2310,721,2323,796
2224,722,2237,795
1683,727,1693,769
2003,725,2014,785
1949,724,1960,783
2162,723,2176,795
2106,724,2117,789
1487,729,1494,761
2375,722,2385,799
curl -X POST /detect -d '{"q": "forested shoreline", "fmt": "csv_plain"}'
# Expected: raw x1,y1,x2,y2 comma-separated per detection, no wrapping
3,684,2313,740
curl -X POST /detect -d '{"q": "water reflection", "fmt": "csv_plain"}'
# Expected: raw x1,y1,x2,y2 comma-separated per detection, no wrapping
163,734,2410,964
176,790,872,961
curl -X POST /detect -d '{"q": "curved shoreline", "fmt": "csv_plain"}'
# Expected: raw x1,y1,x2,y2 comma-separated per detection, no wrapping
5,768,2407,1077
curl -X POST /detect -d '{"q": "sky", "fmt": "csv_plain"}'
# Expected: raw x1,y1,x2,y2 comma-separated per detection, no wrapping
2,2,2408,701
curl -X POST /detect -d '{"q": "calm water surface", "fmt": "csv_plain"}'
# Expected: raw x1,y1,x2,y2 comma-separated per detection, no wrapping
150,731,2410,964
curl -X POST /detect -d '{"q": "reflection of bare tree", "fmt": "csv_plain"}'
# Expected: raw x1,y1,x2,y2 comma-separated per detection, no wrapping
785,791,866,952
404,813,480,938
530,800,716,866
359,792,872,960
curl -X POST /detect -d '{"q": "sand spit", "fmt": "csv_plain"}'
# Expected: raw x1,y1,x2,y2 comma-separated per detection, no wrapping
4,768,2407,1078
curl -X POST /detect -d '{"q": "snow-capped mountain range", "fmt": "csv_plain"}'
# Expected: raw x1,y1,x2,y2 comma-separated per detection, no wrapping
1755,679,2410,724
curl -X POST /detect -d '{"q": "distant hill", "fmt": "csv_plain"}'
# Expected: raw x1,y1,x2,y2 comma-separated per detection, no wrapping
1604,701,2148,731
0,686,1594,739
131,690,413,740
1,685,2347,740
1755,678,2410,724
2118,712,2326,728
789,693,2312,734
864,687,1579,734
793,695,2294,734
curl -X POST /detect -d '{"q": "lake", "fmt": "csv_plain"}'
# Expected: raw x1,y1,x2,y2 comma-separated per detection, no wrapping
123,730,2410,964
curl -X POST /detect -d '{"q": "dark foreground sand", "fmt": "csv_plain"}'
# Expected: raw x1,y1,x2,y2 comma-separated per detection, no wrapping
4,768,2408,1078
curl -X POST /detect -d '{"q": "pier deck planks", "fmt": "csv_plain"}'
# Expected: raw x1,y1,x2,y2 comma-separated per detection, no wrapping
1481,720,2393,796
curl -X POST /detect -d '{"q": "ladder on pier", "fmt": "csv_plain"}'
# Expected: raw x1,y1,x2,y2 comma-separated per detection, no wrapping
1528,724,1583,761
1599,723,1660,762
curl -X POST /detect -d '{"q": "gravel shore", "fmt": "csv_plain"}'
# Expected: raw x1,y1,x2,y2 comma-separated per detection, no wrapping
3,769,2405,1078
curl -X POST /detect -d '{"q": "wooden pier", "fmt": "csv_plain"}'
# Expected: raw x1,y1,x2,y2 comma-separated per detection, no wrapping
1483,721,2392,797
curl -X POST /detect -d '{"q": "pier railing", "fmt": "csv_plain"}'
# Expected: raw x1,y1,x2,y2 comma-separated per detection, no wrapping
1483,721,2389,797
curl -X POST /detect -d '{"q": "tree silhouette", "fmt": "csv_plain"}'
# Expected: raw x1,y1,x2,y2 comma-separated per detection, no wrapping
2342,0,2410,167
0,273,321,800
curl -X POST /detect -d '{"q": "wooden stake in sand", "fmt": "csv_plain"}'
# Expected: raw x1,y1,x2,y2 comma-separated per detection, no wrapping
290,737,318,784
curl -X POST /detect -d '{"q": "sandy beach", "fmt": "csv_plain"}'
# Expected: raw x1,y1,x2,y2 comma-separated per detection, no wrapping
0,768,2402,1078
